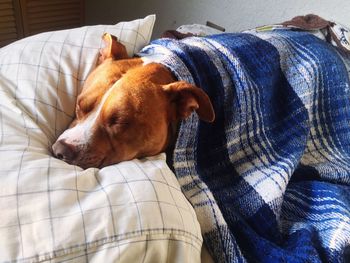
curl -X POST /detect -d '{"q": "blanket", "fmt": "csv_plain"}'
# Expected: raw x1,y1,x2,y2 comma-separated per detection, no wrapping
139,31,350,263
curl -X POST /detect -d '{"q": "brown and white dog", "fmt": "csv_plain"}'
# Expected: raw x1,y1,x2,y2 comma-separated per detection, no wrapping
52,33,215,169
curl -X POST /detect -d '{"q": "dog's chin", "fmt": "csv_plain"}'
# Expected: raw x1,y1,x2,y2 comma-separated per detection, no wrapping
98,153,142,168
61,152,138,169
97,156,126,169
60,155,107,170
78,156,108,169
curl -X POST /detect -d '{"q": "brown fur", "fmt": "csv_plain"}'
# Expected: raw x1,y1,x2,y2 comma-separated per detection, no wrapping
52,33,215,169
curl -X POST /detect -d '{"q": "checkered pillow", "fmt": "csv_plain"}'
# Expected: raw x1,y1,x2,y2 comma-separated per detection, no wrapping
0,14,156,142
0,15,203,263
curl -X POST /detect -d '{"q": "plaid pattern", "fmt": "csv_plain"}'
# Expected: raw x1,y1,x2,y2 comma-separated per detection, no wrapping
140,31,350,262
0,16,203,262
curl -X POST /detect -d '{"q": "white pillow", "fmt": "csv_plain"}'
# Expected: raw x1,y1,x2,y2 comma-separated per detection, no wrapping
0,14,156,143
0,15,203,263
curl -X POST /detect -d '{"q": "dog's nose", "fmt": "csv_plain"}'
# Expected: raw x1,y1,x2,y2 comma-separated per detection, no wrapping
52,139,78,162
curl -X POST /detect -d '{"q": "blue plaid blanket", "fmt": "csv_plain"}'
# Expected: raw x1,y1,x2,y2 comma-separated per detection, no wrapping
139,31,350,263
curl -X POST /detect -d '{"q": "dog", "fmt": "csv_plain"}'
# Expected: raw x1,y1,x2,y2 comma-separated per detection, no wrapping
52,33,215,169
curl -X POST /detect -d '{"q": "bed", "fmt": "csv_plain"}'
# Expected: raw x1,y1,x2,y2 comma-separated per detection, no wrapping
1,14,350,263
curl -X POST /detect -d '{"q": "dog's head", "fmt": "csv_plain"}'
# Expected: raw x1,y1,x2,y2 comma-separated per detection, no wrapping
52,34,215,169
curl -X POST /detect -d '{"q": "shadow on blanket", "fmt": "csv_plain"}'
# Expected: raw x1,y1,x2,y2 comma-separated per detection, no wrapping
140,29,350,262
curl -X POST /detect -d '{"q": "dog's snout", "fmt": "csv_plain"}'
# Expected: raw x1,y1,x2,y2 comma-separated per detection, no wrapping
52,139,78,162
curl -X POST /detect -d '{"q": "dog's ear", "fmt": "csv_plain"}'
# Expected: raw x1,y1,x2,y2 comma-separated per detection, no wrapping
97,33,128,64
163,81,215,122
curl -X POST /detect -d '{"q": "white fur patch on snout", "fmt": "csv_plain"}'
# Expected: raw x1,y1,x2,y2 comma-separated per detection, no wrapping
57,80,120,146
56,119,94,146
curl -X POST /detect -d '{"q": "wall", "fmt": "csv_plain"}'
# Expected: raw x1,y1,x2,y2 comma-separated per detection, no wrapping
86,0,350,39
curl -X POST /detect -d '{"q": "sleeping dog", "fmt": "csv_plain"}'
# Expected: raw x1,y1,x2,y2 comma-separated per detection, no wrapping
52,33,215,169
51,30,350,263
53,29,350,171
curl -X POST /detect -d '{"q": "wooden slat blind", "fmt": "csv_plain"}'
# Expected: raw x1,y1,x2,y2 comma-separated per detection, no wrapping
21,0,84,36
0,0,84,47
0,0,23,47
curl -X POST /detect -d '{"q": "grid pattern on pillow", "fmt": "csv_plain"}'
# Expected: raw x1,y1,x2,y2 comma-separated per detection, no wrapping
0,14,156,143
0,15,203,263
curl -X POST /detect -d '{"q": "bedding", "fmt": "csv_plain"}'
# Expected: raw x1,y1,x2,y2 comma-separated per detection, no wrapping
140,30,350,262
0,15,203,262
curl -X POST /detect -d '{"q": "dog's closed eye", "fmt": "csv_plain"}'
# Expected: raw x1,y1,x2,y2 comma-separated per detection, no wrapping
76,100,95,118
108,115,119,126
107,114,130,127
